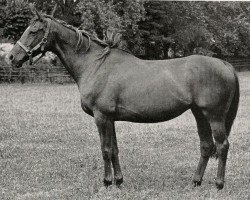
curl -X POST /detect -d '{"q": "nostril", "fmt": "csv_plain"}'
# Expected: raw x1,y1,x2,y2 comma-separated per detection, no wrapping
9,54,14,61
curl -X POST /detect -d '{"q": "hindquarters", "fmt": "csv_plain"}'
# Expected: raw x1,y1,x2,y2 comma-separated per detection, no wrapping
190,57,239,136
188,56,238,123
188,56,239,189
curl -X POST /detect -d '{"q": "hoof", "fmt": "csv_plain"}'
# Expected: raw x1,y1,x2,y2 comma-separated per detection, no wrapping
115,177,123,187
192,175,202,187
215,179,224,190
103,179,112,187
192,179,202,187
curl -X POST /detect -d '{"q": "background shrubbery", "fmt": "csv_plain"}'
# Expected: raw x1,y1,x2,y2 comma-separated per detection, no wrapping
1,0,250,83
1,0,250,58
0,0,32,42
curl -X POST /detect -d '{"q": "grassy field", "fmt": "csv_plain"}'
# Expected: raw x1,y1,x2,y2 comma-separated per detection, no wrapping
0,72,249,200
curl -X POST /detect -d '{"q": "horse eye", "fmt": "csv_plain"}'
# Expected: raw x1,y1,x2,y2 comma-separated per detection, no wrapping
29,29,39,34
29,27,39,33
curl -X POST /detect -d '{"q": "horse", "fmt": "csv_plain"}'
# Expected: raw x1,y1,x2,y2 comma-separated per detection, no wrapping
6,11,239,190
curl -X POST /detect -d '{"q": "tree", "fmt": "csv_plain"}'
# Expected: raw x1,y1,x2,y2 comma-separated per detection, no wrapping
138,1,250,59
53,0,81,26
29,0,55,15
16,0,81,26
76,0,145,55
2,0,32,41
2,1,250,59
204,2,250,57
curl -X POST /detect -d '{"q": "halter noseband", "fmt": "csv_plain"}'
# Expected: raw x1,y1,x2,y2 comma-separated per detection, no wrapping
17,18,52,65
16,17,91,65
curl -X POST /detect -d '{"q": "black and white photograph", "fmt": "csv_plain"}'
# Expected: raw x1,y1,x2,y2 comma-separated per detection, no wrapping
0,0,249,199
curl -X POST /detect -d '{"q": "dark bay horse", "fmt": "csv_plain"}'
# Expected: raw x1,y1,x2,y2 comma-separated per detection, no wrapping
7,12,239,190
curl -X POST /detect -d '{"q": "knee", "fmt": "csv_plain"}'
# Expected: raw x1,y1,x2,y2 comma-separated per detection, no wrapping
217,139,230,154
112,148,119,156
102,149,112,161
200,142,215,157
213,130,226,143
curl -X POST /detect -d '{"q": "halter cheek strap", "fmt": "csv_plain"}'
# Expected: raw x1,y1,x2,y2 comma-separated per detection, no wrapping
17,18,52,65
17,17,91,65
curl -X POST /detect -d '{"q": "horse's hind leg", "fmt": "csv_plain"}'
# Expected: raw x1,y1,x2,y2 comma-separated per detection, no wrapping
209,119,229,190
191,106,215,187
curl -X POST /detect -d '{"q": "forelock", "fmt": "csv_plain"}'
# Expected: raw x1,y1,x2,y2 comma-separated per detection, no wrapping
29,16,45,25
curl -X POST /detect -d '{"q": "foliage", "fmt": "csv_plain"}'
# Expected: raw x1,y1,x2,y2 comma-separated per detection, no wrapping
204,2,250,57
52,0,81,26
139,1,250,59
1,1,250,58
29,0,56,16
1,0,32,41
0,1,6,29
0,0,80,41
77,0,145,55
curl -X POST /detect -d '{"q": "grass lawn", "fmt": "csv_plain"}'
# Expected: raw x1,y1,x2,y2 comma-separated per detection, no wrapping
0,72,249,200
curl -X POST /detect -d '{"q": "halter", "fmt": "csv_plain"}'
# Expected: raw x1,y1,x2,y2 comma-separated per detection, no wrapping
16,17,91,65
17,18,52,65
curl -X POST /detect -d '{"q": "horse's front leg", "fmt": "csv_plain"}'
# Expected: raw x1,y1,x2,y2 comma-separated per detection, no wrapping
111,123,123,186
94,112,114,187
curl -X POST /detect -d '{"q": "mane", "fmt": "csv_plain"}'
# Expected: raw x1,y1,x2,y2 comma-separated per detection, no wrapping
42,15,131,59
43,15,110,47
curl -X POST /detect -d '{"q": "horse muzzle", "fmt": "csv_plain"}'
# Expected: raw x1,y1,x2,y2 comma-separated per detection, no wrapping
6,53,25,68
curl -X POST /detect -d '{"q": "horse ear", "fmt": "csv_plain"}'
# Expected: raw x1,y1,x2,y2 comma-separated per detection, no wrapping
51,4,57,17
29,3,36,14
35,9,43,21
29,3,43,20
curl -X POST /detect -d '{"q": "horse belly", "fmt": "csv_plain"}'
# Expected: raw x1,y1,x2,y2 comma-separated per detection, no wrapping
116,106,189,123
116,91,191,123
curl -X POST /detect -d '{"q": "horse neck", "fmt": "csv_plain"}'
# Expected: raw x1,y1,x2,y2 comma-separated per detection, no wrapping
49,20,103,83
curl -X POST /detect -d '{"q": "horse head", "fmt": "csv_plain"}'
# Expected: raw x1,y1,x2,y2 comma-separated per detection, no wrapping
7,6,52,68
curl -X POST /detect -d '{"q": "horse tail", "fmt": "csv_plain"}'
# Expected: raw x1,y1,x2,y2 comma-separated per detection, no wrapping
225,71,240,136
